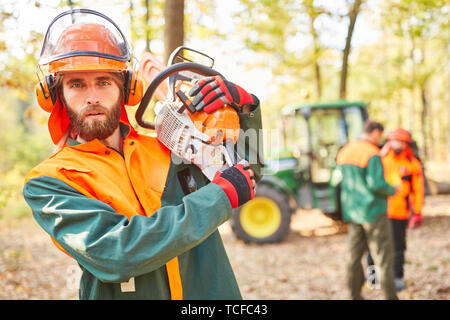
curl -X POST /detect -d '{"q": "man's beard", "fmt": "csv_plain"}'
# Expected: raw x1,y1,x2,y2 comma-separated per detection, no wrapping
66,99,122,142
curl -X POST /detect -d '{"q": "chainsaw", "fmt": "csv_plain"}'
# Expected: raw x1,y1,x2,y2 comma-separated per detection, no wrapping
135,47,243,180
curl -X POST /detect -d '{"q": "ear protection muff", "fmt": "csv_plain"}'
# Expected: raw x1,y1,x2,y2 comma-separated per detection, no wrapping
36,75,57,112
36,70,144,110
124,70,143,106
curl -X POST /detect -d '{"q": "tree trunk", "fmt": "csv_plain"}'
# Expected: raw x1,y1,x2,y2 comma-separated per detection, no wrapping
129,0,134,44
144,0,151,52
339,0,362,99
419,81,429,162
164,0,184,64
304,0,323,100
310,16,322,100
447,51,450,162
408,38,416,132
314,61,321,100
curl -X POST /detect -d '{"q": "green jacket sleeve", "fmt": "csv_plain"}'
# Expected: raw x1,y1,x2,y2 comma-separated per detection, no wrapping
23,176,231,283
366,155,396,197
237,97,264,183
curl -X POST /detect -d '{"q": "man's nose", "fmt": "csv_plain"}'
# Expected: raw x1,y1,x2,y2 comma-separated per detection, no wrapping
85,87,100,105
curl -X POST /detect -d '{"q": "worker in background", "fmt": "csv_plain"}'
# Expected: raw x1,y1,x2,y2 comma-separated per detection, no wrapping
368,128,424,291
335,120,398,300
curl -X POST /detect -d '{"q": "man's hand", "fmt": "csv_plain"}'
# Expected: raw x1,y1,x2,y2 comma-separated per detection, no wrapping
408,214,422,229
188,75,255,113
212,161,256,209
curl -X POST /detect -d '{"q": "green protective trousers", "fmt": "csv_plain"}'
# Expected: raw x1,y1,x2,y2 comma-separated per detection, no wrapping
347,213,398,300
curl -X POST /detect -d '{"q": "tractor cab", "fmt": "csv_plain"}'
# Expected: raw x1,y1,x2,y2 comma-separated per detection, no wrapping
282,101,368,215
231,101,368,243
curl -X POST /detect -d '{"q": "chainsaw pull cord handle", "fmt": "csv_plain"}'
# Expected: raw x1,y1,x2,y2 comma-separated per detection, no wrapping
135,62,223,129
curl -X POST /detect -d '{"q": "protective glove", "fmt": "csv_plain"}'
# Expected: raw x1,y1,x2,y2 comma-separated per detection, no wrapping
212,162,256,209
408,214,422,229
188,75,255,113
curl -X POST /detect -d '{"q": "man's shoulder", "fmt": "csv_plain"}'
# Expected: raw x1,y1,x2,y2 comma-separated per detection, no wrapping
25,133,170,184
24,148,79,184
337,140,379,167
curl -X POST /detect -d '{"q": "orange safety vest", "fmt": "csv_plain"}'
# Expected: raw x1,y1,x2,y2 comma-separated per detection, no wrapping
381,145,424,220
336,139,380,168
24,128,184,300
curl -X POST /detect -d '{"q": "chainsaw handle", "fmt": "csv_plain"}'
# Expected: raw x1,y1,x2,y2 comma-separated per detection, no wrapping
136,62,223,129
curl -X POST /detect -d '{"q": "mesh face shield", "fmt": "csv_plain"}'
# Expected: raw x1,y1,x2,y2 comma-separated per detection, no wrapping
39,9,131,73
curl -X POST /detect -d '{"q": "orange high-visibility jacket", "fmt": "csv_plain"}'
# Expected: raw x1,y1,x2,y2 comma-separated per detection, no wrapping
23,93,263,300
24,126,186,299
23,120,262,300
381,145,424,220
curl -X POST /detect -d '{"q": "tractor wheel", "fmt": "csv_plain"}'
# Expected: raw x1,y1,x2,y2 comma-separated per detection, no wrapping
231,184,292,244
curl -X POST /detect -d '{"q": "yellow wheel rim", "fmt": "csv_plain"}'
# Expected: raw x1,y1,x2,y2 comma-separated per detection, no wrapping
240,197,282,239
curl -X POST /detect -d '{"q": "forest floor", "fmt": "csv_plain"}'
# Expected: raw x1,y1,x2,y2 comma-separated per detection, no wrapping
0,195,449,300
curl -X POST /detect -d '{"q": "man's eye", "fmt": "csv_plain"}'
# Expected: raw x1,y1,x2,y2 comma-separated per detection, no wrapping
99,81,111,86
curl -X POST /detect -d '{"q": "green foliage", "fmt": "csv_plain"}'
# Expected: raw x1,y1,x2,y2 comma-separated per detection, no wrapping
185,0,218,41
0,0,448,217
0,1,54,212
127,0,165,54
0,92,53,212
233,0,449,161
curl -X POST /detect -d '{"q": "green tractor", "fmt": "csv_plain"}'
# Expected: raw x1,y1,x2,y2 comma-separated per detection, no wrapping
231,101,369,243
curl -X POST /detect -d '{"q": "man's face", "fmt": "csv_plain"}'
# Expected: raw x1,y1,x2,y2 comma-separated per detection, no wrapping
370,129,383,146
61,71,123,141
390,139,407,154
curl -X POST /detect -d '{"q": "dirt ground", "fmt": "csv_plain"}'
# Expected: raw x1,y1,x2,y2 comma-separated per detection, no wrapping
0,195,449,300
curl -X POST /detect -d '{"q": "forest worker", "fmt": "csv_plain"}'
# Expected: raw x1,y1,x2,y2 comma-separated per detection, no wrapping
367,128,424,292
334,120,398,300
23,9,262,299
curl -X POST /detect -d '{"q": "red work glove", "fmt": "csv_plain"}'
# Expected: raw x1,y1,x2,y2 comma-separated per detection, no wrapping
212,162,256,209
188,75,255,113
408,214,422,229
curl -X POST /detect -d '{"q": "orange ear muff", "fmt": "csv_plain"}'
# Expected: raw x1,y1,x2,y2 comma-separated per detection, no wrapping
124,70,143,106
36,75,57,112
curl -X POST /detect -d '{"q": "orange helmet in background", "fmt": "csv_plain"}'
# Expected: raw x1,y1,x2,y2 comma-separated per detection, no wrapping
36,9,143,144
387,128,412,143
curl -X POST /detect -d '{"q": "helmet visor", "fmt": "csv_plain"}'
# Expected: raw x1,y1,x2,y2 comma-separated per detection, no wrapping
39,9,130,66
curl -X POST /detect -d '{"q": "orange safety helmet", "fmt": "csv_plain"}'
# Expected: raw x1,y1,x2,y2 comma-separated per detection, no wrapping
387,128,412,143
35,9,143,144
36,9,143,111
47,22,128,74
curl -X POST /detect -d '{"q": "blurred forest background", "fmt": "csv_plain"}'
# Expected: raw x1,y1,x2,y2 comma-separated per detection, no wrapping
0,0,449,220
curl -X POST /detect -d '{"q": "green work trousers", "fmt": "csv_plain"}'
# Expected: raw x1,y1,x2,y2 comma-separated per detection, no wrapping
347,213,398,300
